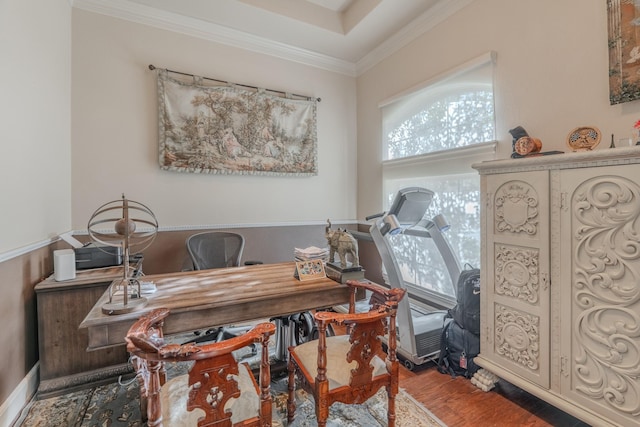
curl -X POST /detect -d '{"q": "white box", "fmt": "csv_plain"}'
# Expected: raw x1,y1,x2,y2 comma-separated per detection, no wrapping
54,249,76,281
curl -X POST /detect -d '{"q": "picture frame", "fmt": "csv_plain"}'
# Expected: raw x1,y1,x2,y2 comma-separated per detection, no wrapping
608,0,640,104
294,259,326,281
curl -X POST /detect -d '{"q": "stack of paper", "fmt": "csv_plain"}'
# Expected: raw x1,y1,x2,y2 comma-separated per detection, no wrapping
294,246,329,262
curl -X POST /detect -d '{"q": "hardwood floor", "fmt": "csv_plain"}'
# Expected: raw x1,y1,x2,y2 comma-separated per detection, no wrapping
399,362,591,427
327,322,589,426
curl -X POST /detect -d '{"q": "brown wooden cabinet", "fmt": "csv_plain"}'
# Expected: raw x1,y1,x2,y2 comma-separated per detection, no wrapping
35,266,132,397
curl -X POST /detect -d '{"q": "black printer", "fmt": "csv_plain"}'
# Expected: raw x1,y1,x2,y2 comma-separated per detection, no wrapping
74,243,123,270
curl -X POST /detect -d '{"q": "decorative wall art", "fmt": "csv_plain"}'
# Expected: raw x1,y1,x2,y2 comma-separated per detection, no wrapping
155,68,318,176
607,0,640,104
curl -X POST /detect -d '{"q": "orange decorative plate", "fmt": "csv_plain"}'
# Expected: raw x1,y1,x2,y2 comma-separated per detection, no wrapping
566,126,601,151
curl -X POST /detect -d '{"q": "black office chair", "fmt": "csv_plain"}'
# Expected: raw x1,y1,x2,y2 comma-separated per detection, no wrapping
186,231,245,270
185,231,326,357
185,231,251,344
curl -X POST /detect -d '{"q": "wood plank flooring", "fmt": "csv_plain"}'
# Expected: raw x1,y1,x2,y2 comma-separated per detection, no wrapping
399,362,591,427
330,322,589,426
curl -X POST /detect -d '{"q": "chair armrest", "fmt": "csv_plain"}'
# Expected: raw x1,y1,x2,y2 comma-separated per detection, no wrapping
126,307,275,362
344,280,406,309
144,322,275,362
126,308,170,353
314,307,390,326
187,322,275,360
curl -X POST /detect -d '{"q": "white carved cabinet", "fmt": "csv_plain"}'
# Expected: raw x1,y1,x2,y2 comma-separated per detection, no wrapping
473,148,640,427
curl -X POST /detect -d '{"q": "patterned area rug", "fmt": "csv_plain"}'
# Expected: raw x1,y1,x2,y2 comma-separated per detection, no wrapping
14,371,444,427
15,333,444,427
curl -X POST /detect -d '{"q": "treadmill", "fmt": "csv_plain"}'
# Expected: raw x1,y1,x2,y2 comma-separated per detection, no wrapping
357,187,462,370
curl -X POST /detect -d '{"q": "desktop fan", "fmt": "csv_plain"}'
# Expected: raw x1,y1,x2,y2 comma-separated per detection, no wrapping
88,194,158,315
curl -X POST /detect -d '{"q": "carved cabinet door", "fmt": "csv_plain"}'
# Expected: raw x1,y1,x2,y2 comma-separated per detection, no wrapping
483,170,551,389
558,165,640,426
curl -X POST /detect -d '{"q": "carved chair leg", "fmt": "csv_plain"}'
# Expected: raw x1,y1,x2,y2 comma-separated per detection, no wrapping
259,337,272,425
146,360,164,427
387,384,396,427
317,412,328,427
315,384,329,427
315,320,329,427
130,356,149,423
287,357,296,424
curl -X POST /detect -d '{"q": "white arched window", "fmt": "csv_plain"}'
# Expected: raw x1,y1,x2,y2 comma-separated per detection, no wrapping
380,52,497,307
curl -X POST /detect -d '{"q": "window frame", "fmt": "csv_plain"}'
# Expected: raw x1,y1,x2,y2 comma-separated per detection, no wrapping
378,51,497,306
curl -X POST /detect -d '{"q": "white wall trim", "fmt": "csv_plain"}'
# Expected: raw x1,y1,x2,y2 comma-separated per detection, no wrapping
74,219,358,235
356,0,477,75
0,363,39,427
71,0,357,76
382,140,497,169
0,221,359,262
0,238,60,264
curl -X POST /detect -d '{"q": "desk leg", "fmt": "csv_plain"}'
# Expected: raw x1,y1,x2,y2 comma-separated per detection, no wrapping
273,317,299,361
272,312,319,362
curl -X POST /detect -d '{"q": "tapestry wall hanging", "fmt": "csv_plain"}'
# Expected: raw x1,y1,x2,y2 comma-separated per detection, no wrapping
155,68,318,176
607,0,640,104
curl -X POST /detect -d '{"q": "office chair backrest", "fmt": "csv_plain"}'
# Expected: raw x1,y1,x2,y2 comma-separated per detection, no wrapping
186,231,244,270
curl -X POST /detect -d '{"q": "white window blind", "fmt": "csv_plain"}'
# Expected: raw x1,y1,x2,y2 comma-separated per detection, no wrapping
379,52,497,304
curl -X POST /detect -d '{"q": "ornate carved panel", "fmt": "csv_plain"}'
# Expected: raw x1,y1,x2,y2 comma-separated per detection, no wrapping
476,153,640,426
573,176,640,305
494,181,539,235
495,303,540,372
571,176,640,417
495,244,540,305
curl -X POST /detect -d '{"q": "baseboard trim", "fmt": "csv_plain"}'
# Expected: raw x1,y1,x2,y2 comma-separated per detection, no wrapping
37,363,134,399
1,363,39,427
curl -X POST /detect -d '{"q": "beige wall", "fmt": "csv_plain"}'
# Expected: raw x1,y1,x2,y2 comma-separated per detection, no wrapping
1,3,358,419
71,10,358,230
6,0,640,420
0,0,72,254
0,0,71,421
356,0,640,218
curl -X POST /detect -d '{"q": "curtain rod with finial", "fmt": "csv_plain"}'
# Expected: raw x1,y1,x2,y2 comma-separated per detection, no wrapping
148,64,321,102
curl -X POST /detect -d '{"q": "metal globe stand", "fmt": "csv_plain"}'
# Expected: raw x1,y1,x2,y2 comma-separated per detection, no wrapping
87,194,158,315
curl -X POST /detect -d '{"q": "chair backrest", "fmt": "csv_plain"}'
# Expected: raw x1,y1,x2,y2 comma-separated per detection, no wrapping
315,280,406,391
186,231,244,270
126,308,275,427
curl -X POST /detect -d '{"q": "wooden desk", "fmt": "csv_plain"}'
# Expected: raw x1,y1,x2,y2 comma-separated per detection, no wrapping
80,262,357,351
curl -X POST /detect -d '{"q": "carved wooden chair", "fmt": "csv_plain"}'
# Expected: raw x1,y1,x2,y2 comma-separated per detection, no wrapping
125,307,275,427
287,280,406,427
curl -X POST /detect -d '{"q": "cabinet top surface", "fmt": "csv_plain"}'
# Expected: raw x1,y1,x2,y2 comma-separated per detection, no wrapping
473,146,640,174
35,266,127,291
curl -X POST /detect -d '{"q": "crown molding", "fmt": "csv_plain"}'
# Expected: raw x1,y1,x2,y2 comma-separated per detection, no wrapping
72,0,474,78
356,0,476,75
71,0,357,76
